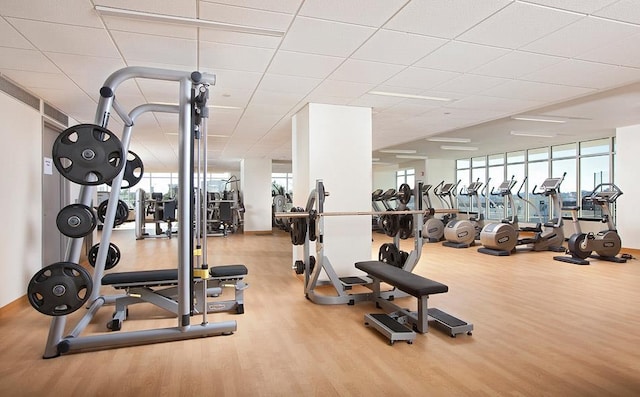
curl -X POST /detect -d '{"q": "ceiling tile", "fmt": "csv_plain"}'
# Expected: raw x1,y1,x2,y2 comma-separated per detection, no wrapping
0,18,33,49
280,17,375,57
267,50,344,79
258,74,321,95
0,47,58,73
594,0,640,25
199,2,293,31
199,41,274,72
384,0,512,39
46,53,126,78
329,59,404,85
457,2,583,49
299,0,408,27
0,69,70,91
352,29,447,65
383,67,461,90
521,0,620,14
522,16,640,58
482,80,595,102
577,32,640,68
471,51,563,79
198,29,282,49
250,90,305,109
414,41,510,73
522,59,640,89
311,79,374,99
7,18,121,58
112,31,197,66
207,69,263,91
432,74,510,95
445,95,545,113
199,0,302,14
0,0,103,27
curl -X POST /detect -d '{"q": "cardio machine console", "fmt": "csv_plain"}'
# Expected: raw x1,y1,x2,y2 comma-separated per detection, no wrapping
540,178,562,191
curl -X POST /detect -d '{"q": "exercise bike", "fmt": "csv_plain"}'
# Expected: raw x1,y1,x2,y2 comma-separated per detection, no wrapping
554,183,626,265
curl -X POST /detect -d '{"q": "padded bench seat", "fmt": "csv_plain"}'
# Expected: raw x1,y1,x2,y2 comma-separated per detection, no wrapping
210,264,247,278
355,261,448,297
102,269,178,287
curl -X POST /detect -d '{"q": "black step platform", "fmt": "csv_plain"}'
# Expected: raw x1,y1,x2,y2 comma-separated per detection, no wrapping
364,313,415,345
428,308,473,337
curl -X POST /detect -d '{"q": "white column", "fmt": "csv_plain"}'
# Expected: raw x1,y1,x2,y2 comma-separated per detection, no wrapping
241,157,273,234
615,125,640,249
292,103,372,276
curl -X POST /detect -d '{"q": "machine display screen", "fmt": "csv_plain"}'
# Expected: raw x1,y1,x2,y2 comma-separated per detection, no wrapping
541,178,561,189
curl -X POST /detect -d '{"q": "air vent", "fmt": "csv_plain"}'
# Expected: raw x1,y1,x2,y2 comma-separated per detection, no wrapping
0,75,40,110
43,102,68,127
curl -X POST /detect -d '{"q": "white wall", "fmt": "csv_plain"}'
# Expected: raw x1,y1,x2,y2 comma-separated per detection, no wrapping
372,165,397,190
293,103,372,275
0,92,43,307
615,124,640,249
241,158,273,233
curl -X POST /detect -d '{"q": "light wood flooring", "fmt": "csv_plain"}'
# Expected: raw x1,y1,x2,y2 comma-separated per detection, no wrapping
1,227,639,396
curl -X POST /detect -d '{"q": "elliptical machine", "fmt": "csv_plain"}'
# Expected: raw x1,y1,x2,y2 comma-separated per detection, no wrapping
554,183,626,265
421,184,445,242
478,174,566,256
439,180,476,248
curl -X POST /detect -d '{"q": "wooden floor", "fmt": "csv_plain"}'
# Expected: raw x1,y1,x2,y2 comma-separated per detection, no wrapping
1,227,639,396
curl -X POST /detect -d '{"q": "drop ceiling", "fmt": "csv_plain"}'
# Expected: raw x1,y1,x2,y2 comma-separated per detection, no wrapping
1,0,640,172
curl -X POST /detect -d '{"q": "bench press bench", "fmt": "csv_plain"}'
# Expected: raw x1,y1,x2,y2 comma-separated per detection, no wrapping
102,265,247,331
355,261,473,345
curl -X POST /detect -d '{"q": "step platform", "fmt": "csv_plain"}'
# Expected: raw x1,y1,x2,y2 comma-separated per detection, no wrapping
339,276,369,289
364,313,415,345
428,308,473,337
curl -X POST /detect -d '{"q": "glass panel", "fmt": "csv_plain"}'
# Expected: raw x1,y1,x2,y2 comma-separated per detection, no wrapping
580,138,609,155
552,143,576,158
456,159,470,169
486,166,504,220
507,150,525,163
526,161,549,223
580,155,610,218
505,163,524,221
488,154,504,166
551,158,577,216
528,147,548,161
472,156,486,167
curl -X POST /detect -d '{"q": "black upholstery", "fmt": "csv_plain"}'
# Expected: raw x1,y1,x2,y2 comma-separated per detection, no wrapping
102,269,178,286
210,264,248,278
355,261,448,297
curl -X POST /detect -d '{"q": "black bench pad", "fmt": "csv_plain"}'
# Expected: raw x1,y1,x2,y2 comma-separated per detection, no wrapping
355,261,448,297
102,269,177,286
210,264,247,278
102,264,248,286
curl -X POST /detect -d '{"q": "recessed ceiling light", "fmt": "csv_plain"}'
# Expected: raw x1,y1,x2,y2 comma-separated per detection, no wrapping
511,115,566,123
379,149,417,154
440,145,478,151
427,137,471,143
371,157,380,161
396,154,429,159
369,91,453,102
209,105,243,110
510,131,556,138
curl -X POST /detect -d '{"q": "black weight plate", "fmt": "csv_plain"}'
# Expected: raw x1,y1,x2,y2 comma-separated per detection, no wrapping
380,210,400,237
398,183,412,205
97,199,130,226
398,214,413,240
27,262,93,316
107,151,144,189
56,204,97,238
378,243,401,267
88,242,121,270
52,124,125,186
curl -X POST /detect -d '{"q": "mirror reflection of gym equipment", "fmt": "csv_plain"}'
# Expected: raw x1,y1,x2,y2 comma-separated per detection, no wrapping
206,176,244,236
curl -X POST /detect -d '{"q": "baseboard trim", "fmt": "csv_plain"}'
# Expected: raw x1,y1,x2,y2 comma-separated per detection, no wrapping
243,230,273,236
0,295,28,317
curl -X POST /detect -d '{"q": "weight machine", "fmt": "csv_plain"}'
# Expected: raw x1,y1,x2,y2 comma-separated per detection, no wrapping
27,67,240,358
135,189,177,239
